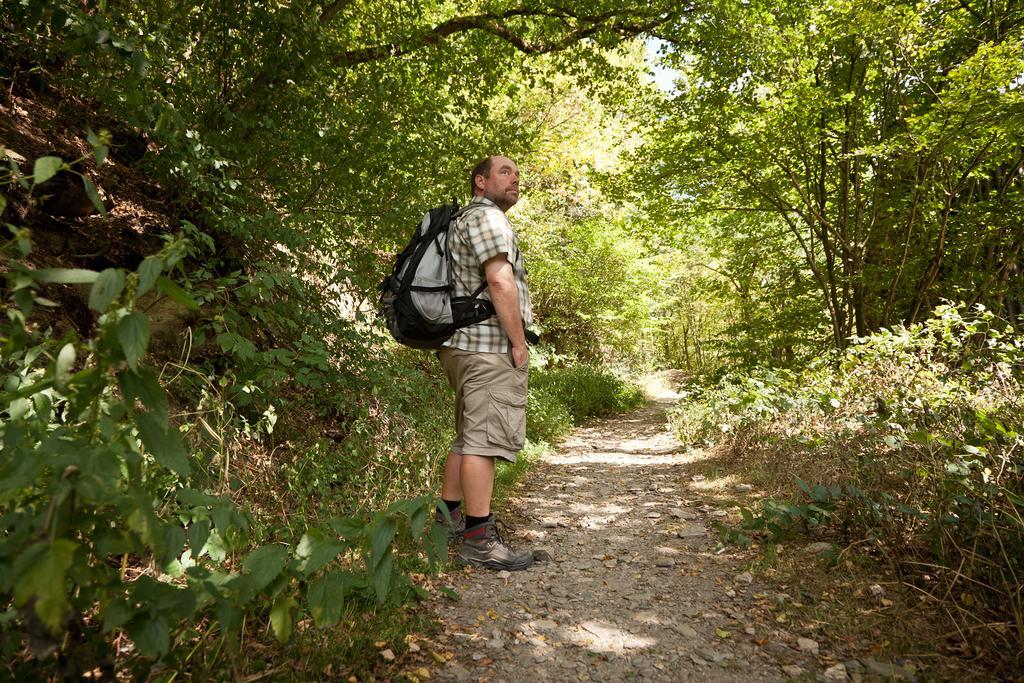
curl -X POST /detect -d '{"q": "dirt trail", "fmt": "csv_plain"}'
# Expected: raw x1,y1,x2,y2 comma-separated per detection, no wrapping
426,375,825,682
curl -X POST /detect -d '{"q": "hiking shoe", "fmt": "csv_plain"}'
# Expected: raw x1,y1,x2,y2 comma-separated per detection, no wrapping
459,515,533,571
435,506,465,541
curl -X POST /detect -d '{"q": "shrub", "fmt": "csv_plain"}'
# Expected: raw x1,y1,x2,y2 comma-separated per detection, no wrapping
526,386,574,444
678,304,1024,666
531,364,646,423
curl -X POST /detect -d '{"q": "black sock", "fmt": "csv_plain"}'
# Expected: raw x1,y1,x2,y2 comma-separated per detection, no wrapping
437,499,461,516
465,514,489,529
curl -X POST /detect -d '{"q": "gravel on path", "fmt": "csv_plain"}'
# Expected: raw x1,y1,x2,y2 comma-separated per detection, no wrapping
424,377,824,682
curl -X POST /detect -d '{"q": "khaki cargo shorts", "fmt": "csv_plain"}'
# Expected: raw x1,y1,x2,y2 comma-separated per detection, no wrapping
438,348,528,462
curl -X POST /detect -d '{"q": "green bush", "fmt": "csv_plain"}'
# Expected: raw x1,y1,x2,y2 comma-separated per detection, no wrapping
531,364,646,423
526,386,574,443
679,304,1024,661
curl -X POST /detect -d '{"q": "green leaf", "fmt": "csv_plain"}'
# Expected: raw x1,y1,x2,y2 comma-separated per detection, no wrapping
135,411,190,476
204,530,228,561
101,599,134,633
410,500,428,540
12,540,77,632
424,523,448,569
132,50,150,77
187,520,211,560
89,268,125,311
94,145,109,166
119,368,168,422
242,545,289,594
328,516,365,542
156,524,186,569
32,268,99,284
178,487,218,508
295,529,347,577
118,313,150,369
138,256,163,296
55,343,76,390
32,156,62,185
370,516,396,572
81,176,106,215
156,276,199,310
0,193,7,215
306,571,354,627
127,614,170,658
270,595,297,643
372,551,393,604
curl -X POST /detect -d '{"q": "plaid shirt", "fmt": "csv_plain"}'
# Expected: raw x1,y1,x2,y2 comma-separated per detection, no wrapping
443,196,533,354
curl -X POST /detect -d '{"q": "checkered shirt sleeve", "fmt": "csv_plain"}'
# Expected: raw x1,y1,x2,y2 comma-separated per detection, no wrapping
444,197,533,354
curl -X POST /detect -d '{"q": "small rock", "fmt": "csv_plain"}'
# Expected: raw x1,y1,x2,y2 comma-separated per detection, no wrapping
497,570,511,580
487,638,505,650
806,542,833,555
380,648,395,661
844,660,864,674
861,659,906,679
669,508,698,520
446,664,472,682
655,558,676,568
674,624,698,638
869,584,885,597
796,637,819,655
697,648,728,663
533,549,552,563
823,662,848,681
645,512,662,519
725,589,736,598
407,641,420,653
533,619,558,631
745,626,756,636
542,518,560,528
782,665,806,677
735,484,754,493
691,474,706,482
690,653,707,666
677,525,706,538
734,572,754,584
603,559,618,569
710,509,728,517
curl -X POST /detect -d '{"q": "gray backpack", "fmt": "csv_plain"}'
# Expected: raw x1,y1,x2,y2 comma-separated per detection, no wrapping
378,201,494,349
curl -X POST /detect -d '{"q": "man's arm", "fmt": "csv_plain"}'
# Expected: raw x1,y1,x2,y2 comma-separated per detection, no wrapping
483,254,527,368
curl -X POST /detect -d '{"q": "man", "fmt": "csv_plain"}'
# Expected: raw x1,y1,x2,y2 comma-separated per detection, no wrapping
435,155,534,571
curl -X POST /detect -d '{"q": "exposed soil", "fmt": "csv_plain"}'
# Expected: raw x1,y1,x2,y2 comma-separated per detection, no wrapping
417,376,862,682
1,85,177,337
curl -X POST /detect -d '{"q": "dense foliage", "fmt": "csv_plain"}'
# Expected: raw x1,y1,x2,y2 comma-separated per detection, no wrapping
671,305,1024,665
0,0,671,677
2,0,1023,676
633,0,1024,369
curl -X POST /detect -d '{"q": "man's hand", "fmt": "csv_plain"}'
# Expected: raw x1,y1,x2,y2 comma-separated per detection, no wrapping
512,344,528,369
483,255,528,360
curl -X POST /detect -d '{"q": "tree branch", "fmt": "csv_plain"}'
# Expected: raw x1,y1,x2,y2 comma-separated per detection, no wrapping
336,9,677,66
320,0,357,24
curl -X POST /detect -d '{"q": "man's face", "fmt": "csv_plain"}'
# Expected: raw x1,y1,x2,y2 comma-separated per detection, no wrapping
476,156,520,212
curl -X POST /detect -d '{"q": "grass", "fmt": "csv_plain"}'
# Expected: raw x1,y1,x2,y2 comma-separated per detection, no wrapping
493,439,549,503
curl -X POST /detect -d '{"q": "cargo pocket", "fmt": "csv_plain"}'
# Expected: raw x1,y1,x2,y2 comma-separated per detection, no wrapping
487,390,526,451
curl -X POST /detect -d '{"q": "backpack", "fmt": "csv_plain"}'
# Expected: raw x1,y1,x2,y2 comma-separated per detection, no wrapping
378,200,495,349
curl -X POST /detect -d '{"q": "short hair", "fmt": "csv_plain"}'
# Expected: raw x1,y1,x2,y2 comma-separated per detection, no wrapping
469,156,494,197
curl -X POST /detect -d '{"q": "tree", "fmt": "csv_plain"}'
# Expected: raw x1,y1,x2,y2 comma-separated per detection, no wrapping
631,0,1024,353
